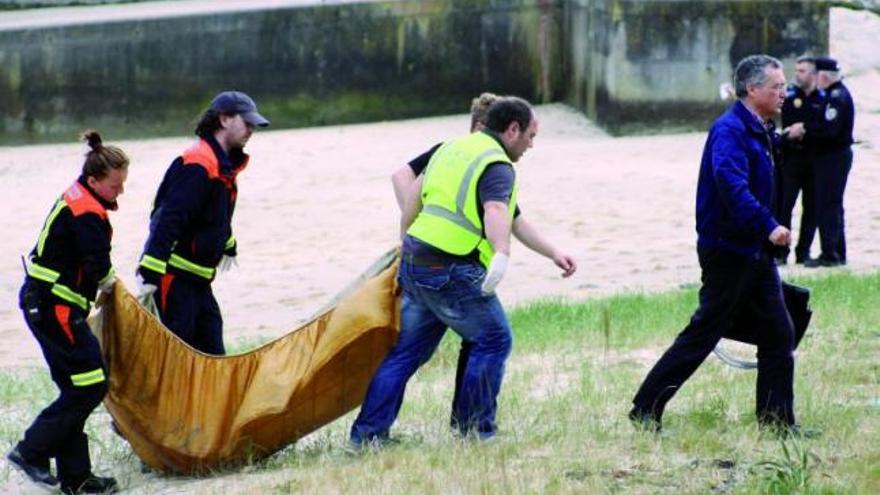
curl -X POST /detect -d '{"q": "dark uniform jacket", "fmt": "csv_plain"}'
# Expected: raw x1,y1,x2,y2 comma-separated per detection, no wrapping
26,176,116,311
781,84,825,157
696,101,779,257
804,80,855,154
139,136,246,285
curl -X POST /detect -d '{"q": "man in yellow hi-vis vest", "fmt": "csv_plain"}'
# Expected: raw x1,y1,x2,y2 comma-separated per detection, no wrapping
350,97,577,446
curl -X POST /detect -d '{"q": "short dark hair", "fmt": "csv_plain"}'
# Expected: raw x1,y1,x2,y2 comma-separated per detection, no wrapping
484,96,533,134
81,130,129,179
796,55,816,66
734,54,783,98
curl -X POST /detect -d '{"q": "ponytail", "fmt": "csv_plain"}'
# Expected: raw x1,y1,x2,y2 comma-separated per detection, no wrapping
81,129,129,179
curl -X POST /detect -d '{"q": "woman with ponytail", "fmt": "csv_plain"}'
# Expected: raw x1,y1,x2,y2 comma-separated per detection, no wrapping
7,130,126,494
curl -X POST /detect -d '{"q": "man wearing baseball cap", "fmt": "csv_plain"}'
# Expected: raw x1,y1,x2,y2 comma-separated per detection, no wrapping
136,90,269,354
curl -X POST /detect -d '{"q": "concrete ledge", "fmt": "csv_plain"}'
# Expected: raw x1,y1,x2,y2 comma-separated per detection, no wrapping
0,0,828,143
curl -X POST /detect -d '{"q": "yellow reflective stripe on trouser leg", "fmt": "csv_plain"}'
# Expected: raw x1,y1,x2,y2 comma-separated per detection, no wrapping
168,253,215,279
70,368,105,387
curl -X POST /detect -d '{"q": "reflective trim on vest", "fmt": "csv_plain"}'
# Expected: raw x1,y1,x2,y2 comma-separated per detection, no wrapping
456,148,506,216
168,253,215,279
139,255,167,274
408,132,517,267
225,235,236,250
25,259,91,311
421,204,482,236
36,199,67,257
71,368,105,387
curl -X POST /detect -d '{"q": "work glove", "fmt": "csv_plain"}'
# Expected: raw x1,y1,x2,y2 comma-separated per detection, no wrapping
135,272,160,316
480,252,509,296
97,273,117,297
217,254,238,274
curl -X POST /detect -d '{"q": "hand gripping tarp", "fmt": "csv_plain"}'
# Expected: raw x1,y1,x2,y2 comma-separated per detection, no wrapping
91,249,400,474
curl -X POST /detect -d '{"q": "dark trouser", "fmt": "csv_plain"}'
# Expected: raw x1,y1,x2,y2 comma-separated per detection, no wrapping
451,340,475,427
157,273,224,354
777,155,816,261
631,247,796,426
814,148,853,263
17,281,108,485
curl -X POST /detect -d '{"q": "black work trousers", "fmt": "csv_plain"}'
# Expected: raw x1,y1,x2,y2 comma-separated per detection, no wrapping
157,274,225,354
632,247,796,426
16,280,108,485
814,148,853,263
777,155,817,261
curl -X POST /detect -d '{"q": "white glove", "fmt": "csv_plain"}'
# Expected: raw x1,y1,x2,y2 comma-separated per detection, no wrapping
218,254,238,274
136,273,159,316
97,274,116,296
480,252,509,296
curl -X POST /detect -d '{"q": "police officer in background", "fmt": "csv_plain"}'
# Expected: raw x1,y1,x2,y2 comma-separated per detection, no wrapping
775,56,824,265
786,57,855,267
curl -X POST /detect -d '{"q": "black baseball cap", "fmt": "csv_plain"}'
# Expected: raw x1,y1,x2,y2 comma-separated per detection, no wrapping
210,91,270,127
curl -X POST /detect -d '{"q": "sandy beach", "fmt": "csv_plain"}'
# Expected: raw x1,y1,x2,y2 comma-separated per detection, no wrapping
1,8,878,371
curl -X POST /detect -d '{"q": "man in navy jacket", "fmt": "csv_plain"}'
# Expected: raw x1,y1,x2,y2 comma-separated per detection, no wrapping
630,55,800,433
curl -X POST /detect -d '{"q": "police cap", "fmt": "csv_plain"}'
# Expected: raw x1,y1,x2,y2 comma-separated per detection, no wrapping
814,57,840,72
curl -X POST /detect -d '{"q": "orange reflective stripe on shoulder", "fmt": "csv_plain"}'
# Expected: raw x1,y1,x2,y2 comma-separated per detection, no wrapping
63,182,108,220
181,139,220,179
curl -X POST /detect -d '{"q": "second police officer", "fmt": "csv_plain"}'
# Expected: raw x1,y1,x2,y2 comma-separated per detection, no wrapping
786,57,855,267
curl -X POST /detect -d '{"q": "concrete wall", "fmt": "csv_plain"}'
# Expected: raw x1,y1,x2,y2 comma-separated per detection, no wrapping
0,0,563,143
563,0,830,134
0,0,829,143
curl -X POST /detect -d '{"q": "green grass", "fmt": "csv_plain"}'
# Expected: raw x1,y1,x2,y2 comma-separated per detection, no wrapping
1,271,878,494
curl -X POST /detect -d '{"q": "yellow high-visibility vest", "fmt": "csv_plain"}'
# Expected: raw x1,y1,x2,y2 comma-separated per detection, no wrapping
407,132,517,267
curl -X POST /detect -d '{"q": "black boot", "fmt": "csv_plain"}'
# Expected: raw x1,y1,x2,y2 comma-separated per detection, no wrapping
6,446,58,487
61,474,119,494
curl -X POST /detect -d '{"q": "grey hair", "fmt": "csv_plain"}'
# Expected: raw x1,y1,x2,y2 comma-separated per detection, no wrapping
734,54,783,98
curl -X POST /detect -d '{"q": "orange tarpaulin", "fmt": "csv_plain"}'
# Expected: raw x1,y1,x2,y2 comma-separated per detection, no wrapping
92,252,400,474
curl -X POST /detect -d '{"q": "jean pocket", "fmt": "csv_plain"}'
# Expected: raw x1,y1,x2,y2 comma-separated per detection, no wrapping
458,265,486,287
411,271,451,291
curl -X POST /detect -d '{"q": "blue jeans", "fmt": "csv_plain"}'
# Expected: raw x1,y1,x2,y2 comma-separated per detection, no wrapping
350,258,513,444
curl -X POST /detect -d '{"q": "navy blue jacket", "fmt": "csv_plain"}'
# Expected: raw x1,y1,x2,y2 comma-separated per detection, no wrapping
804,80,855,154
696,101,780,257
27,176,117,308
139,136,246,285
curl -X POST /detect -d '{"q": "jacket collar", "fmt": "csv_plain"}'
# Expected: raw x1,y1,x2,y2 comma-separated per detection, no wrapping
205,135,247,175
76,175,118,211
732,100,771,137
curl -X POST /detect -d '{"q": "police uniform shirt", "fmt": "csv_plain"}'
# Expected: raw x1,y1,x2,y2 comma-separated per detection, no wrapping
804,80,855,153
